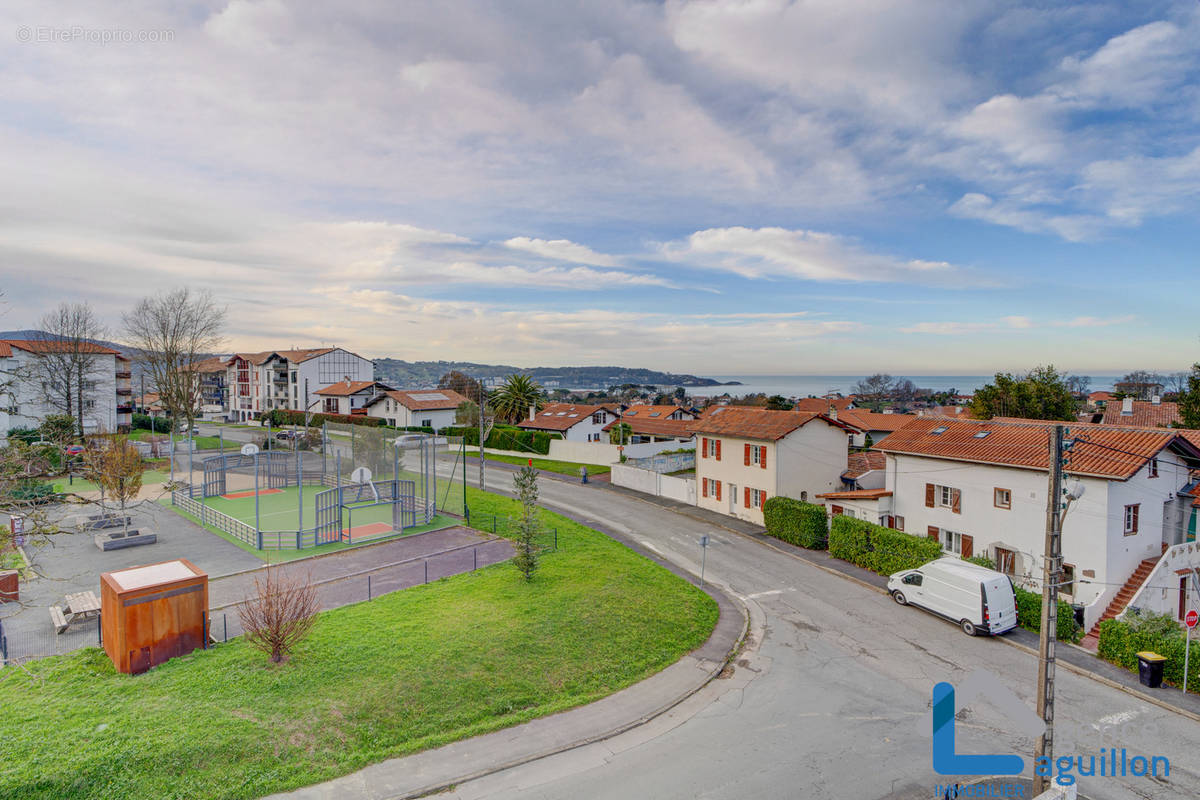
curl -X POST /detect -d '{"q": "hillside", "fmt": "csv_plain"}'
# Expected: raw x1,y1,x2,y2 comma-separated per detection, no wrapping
373,359,731,389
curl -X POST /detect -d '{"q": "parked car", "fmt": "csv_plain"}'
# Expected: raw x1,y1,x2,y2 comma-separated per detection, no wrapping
63,444,85,456
275,430,298,440
887,558,1017,636
178,427,200,436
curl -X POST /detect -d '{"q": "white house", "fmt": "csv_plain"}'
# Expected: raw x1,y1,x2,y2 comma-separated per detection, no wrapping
821,417,1200,633
0,339,132,438
364,389,469,430
691,408,856,525
314,380,394,416
517,403,619,443
836,408,916,448
225,347,374,421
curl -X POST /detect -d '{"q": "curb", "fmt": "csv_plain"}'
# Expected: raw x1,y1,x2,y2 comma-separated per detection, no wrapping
397,580,749,800
609,486,1200,724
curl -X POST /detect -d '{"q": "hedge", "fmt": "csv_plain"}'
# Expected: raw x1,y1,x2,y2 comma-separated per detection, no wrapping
1098,616,1197,689
264,409,384,428
762,497,828,549
827,515,943,575
443,425,561,455
132,414,171,433
1014,586,1082,643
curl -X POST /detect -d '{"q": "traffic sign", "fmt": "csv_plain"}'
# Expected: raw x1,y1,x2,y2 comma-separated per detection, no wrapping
241,444,259,456
1186,610,1198,630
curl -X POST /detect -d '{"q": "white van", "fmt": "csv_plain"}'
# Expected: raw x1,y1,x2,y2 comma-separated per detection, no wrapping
887,557,1017,636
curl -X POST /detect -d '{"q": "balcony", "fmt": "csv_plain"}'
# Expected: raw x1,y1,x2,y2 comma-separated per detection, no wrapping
116,404,134,414
115,371,132,379
116,388,133,396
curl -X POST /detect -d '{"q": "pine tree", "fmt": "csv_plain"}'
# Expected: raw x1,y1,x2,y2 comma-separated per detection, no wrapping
512,463,540,581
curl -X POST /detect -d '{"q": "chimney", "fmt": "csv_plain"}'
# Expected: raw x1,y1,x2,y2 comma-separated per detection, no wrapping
1121,396,1134,416
344,376,351,389
828,405,837,420
1151,395,1161,405
529,403,537,422
955,407,963,416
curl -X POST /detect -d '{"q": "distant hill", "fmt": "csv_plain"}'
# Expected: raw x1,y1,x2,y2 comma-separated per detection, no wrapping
373,359,731,389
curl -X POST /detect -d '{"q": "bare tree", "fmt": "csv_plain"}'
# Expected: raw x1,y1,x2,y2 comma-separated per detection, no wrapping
123,288,226,433
852,373,896,408
91,437,144,533
237,567,320,663
27,302,110,438
1164,371,1190,397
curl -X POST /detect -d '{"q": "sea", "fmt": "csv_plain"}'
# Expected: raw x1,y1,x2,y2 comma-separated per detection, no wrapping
680,374,1124,398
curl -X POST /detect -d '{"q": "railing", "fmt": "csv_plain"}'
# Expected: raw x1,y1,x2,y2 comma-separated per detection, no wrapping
172,487,258,547
464,509,558,552
115,371,132,379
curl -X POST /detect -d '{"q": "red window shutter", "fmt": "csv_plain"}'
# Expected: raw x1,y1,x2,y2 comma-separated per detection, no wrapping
702,437,708,458
1132,504,1139,533
744,486,751,508
832,505,843,516
951,489,961,515
715,480,722,501
927,526,940,541
716,440,722,461
961,535,974,559
761,490,767,504
761,446,767,469
744,443,751,466
925,483,935,508
702,479,708,498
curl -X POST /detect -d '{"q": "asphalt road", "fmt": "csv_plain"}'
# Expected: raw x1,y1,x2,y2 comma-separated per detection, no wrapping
436,459,1198,800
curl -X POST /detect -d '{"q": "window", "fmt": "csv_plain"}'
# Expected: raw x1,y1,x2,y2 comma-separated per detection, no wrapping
902,573,923,586
750,488,766,509
1123,504,1139,535
1148,457,1158,478
800,491,808,502
995,547,1016,576
703,438,720,459
592,412,604,424
926,483,962,513
421,418,432,428
994,488,1011,509
744,443,767,467
931,426,948,435
937,528,973,557
1060,564,1075,597
894,515,904,531
702,478,722,500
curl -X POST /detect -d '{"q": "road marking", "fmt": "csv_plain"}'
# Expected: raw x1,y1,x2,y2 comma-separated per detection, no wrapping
746,590,783,599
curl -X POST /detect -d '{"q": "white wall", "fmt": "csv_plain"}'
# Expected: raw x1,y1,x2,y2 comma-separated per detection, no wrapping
1125,541,1200,619
546,438,684,464
611,464,697,504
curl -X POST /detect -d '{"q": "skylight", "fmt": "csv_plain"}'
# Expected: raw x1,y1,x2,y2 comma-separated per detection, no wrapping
973,431,991,439
649,412,661,417
931,426,948,435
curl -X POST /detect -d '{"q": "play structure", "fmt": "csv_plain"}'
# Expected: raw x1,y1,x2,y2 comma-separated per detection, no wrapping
171,430,445,551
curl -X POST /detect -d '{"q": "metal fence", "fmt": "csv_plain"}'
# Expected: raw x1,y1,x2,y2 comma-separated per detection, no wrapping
464,509,559,552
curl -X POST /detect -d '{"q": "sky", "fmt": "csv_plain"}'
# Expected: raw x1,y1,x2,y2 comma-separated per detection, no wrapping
1,1,1198,376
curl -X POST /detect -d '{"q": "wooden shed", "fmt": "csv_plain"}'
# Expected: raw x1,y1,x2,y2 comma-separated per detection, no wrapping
101,558,209,675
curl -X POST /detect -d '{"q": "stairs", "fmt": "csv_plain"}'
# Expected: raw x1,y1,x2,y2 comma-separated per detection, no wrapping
1079,557,1159,651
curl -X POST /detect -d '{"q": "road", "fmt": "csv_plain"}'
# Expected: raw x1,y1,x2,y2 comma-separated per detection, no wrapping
439,459,1196,800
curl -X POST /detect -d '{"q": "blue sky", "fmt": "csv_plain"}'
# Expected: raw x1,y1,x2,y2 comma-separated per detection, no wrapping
1,1,1198,375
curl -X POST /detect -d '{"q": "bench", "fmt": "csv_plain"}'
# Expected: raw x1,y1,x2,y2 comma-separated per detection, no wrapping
85,515,132,531
50,605,69,634
94,529,157,552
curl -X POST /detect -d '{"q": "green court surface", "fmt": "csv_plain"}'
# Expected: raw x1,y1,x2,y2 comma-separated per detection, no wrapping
202,484,397,533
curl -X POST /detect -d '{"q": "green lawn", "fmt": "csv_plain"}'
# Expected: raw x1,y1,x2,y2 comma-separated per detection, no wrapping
51,469,174,495
0,486,717,800
126,430,237,451
482,453,611,476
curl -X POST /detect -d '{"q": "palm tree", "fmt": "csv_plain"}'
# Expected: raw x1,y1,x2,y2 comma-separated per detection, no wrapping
491,374,544,423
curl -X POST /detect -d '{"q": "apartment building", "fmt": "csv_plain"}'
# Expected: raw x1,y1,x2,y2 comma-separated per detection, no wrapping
225,347,373,421
0,339,132,438
692,408,855,525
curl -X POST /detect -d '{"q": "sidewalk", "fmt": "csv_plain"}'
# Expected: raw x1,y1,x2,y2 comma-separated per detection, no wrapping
270,508,747,800
603,483,1200,722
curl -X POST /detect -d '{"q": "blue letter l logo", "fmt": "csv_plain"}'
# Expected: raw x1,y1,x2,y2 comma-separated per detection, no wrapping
932,682,1025,776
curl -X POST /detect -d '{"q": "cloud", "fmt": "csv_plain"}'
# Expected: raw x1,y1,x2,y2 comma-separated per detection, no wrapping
901,315,1135,335
662,226,962,284
502,237,622,267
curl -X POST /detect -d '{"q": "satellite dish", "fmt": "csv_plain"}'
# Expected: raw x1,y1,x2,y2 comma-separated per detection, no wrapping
241,444,260,456
351,466,372,484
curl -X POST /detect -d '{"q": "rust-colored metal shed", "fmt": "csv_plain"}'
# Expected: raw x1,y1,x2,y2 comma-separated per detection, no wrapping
101,558,208,675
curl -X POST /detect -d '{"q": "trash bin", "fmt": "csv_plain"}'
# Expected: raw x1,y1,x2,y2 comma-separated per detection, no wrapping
1136,651,1166,688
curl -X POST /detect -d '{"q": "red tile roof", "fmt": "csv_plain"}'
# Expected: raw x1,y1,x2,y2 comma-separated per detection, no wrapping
227,347,353,366
0,342,10,357
620,404,697,420
837,409,917,433
189,356,229,373
1100,400,1181,428
816,488,893,500
316,380,390,397
380,389,468,411
844,450,886,478
2,339,121,355
603,416,695,438
876,417,1200,480
690,408,855,441
794,397,855,413
518,403,610,431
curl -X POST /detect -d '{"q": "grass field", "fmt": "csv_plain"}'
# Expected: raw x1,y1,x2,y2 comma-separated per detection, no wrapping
51,469,174,495
481,453,612,476
1,486,718,800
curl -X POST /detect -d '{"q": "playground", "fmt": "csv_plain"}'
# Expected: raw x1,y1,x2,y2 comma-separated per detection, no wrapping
202,484,416,544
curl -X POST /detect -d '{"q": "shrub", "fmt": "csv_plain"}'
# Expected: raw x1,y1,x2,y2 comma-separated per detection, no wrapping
132,413,171,433
5,427,41,444
1098,615,1196,689
762,497,828,549
965,555,996,570
264,409,383,428
443,425,561,455
1013,586,1082,643
827,516,943,575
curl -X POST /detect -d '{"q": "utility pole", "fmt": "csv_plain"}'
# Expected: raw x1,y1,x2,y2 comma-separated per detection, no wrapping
478,379,486,492
1033,423,1067,795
